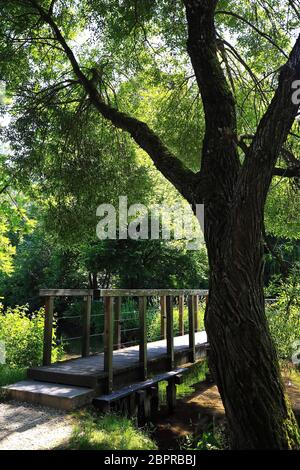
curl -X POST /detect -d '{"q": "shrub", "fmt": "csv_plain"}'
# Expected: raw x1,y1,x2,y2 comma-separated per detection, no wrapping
265,272,300,361
0,302,63,368
194,432,221,450
266,303,300,361
182,431,222,450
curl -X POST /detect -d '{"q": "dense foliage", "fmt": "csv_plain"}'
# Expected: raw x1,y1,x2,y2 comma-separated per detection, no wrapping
0,0,299,296
0,302,62,367
266,269,300,361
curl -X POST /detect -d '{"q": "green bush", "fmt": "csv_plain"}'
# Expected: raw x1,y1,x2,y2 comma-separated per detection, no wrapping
0,302,63,368
182,431,222,450
194,432,221,450
266,303,300,361
265,273,300,361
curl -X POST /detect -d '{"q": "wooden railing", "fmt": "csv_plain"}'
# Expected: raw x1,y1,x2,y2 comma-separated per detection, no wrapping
39,288,209,392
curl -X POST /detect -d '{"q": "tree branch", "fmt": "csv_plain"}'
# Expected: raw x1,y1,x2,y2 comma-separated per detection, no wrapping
183,0,240,203
216,10,288,58
287,0,300,21
236,34,300,223
273,167,300,177
238,135,300,176
220,37,269,106
280,147,300,167
29,0,199,203
0,184,10,195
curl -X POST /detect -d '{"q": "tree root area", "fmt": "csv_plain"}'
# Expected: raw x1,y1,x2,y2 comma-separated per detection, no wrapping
151,374,300,450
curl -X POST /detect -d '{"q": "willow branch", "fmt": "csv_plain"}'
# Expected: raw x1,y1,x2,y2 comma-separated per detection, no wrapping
29,0,199,202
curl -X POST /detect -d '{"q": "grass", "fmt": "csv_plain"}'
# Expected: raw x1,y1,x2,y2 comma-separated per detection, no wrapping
0,364,26,402
0,364,26,387
159,360,208,404
67,410,157,450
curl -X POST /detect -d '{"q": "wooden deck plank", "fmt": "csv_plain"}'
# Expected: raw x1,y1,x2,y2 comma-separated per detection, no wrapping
29,331,208,378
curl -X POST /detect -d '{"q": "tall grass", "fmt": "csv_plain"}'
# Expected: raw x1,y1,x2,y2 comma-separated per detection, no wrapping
0,364,26,387
68,410,157,450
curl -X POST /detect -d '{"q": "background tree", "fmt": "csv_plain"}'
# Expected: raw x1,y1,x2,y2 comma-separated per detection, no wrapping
0,154,35,276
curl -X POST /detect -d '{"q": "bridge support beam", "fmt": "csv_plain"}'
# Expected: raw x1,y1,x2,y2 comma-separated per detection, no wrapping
43,296,54,366
82,295,92,357
166,295,174,370
188,295,196,363
114,296,122,350
104,296,114,393
178,294,184,336
139,296,147,380
160,295,166,339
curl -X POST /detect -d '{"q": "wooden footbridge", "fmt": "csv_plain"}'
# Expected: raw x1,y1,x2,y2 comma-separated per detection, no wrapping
4,289,210,418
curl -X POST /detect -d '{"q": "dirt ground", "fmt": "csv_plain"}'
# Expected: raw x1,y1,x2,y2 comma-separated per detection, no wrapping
152,373,300,449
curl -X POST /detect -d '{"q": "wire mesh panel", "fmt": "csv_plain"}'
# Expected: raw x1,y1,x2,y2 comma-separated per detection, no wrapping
54,293,208,359
55,297,105,358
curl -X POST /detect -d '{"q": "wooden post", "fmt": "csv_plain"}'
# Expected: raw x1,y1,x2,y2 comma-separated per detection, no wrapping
194,294,199,332
137,390,151,426
129,393,138,419
43,296,54,366
166,295,174,370
150,385,159,413
178,295,184,336
104,296,114,393
166,377,177,412
139,296,147,380
82,295,92,357
188,295,196,363
114,296,122,350
160,295,166,339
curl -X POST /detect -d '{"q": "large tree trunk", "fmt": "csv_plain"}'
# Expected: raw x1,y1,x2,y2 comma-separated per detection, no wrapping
204,206,300,448
183,0,300,448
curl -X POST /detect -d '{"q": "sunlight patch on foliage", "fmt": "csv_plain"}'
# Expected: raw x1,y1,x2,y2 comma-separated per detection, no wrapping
69,411,157,450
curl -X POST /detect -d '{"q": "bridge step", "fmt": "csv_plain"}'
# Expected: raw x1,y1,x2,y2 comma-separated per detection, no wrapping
2,380,95,410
